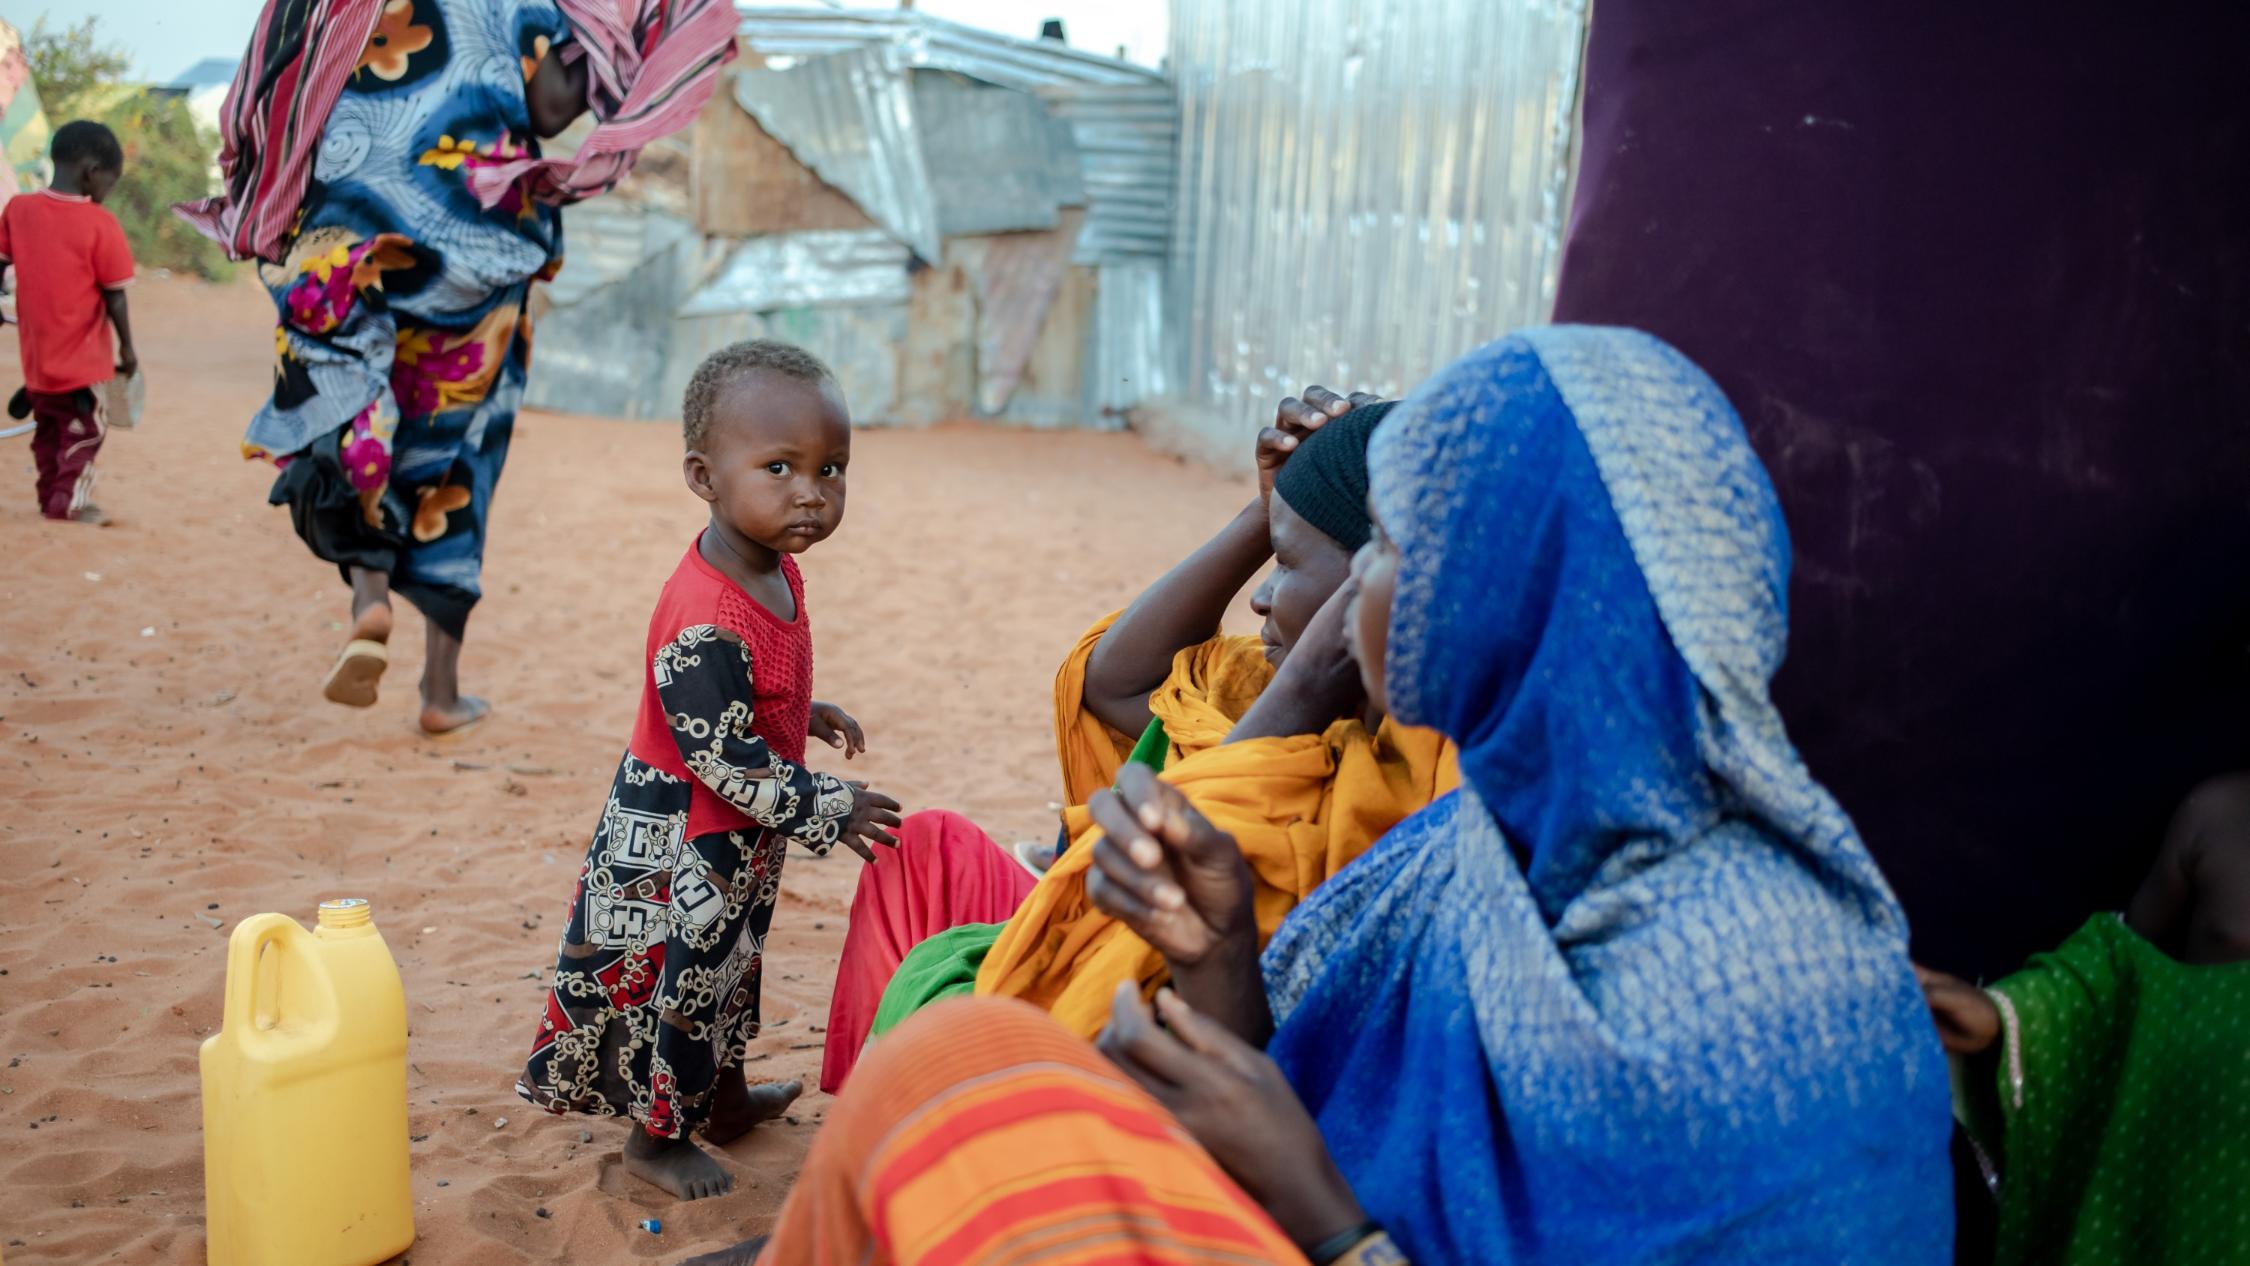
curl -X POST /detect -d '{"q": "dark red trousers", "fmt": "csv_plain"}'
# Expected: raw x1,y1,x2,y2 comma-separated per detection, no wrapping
28,388,103,519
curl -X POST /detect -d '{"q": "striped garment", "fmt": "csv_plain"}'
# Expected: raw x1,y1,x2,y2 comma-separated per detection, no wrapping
468,0,740,210
758,997,1312,1266
175,0,387,263
177,0,735,262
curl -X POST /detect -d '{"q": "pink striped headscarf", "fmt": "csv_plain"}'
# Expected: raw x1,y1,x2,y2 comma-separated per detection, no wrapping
176,0,736,263
469,0,738,211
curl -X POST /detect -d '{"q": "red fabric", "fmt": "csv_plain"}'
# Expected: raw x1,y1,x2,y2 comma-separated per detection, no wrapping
0,192,134,393
27,389,104,519
627,535,813,840
820,810,1036,1093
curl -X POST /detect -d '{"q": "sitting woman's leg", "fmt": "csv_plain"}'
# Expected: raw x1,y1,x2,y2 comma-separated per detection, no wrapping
820,810,1035,1092
745,997,1306,1265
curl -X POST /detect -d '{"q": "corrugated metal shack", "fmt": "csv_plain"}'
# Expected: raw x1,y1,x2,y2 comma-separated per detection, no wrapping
524,7,1176,428
1148,0,1589,464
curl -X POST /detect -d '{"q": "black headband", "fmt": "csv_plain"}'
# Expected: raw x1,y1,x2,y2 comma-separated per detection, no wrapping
1272,400,1398,550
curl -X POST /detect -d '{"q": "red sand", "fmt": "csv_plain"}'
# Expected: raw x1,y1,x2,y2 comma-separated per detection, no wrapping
0,276,1255,1263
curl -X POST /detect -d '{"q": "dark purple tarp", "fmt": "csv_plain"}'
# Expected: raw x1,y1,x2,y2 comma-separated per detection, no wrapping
1553,2,2250,978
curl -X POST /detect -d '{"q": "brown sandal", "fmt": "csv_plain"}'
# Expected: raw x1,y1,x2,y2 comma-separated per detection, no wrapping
322,638,389,708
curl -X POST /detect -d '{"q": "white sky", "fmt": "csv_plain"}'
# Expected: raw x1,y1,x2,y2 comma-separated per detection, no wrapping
38,0,1169,84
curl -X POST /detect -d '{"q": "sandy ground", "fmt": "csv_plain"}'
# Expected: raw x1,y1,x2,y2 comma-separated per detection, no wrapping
0,276,1255,1263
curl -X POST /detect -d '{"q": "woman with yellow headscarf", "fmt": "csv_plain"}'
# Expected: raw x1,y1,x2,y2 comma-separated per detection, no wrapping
819,390,1457,1090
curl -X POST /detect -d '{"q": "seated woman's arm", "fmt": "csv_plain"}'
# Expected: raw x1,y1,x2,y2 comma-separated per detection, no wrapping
1081,388,1365,737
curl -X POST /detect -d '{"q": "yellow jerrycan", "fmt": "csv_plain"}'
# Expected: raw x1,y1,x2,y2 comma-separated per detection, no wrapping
200,899,414,1266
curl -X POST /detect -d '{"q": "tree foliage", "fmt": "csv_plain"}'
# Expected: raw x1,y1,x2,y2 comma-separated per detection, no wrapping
27,17,233,280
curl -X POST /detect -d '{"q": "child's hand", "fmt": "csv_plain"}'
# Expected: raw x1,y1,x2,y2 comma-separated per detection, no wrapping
1255,385,1381,502
839,780,902,861
1914,964,2002,1055
115,346,139,379
809,701,866,758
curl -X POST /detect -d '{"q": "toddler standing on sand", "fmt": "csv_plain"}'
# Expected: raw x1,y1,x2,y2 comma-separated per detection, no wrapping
519,340,902,1200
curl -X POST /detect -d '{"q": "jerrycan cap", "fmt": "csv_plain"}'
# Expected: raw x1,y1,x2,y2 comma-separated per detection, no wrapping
318,898,373,930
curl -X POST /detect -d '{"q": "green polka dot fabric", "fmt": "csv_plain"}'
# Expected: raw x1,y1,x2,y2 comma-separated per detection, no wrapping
1986,913,2250,1265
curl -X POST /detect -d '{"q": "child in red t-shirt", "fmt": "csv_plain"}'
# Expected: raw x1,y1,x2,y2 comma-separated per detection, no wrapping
518,340,903,1202
0,121,138,524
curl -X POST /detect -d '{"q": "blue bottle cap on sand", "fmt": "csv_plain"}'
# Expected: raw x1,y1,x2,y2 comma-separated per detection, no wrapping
640,1218,662,1234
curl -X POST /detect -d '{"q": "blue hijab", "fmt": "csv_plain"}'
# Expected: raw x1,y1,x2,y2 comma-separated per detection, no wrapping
1262,329,1953,1265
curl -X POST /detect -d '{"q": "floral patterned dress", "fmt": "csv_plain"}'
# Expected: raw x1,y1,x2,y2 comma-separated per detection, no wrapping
247,0,571,636
519,541,857,1138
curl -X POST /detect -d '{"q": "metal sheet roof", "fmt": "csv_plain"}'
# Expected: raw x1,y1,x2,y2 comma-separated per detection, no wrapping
734,6,1175,265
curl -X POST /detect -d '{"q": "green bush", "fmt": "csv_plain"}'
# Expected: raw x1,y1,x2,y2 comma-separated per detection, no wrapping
29,17,234,281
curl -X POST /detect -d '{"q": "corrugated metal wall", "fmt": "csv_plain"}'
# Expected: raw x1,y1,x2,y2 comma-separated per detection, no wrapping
1161,0,1587,439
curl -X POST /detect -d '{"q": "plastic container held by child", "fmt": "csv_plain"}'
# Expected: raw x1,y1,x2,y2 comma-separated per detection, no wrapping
200,899,414,1266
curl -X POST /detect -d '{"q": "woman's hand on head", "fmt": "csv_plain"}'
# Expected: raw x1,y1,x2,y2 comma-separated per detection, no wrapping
1914,964,2001,1055
1085,764,1254,968
1099,984,1368,1255
1256,386,1381,503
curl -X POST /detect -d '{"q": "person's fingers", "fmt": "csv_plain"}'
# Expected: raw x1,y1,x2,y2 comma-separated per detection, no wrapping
1154,988,1264,1079
1088,830,1183,915
839,834,876,862
1344,390,1382,410
866,825,899,848
825,731,846,748
859,790,903,812
1118,764,1218,861
1301,384,1354,417
1105,982,1206,1085
1255,426,1300,464
844,715,867,755
1086,861,1150,927
1098,1000,1183,1107
1114,762,1178,831
866,807,904,830
1089,785,1165,870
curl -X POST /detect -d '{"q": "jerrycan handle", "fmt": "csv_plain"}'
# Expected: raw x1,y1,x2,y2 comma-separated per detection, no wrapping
223,913,303,1034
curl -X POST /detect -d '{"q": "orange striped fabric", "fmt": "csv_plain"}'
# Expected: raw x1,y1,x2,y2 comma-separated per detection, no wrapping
757,998,1310,1266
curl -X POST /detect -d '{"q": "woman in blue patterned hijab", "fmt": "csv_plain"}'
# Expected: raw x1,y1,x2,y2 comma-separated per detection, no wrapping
1253,326,1955,1262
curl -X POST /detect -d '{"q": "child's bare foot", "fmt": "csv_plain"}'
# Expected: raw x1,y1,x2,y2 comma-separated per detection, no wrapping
703,1075,802,1146
622,1128,734,1201
418,695,490,736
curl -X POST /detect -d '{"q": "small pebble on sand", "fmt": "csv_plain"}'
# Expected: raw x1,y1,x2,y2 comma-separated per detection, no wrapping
493,1117,508,1130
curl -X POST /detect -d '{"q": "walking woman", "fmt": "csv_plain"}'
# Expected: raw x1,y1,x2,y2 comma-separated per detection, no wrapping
181,0,736,731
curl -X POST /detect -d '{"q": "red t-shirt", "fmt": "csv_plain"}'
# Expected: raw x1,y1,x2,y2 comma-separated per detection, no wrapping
627,539,815,841
0,190,136,393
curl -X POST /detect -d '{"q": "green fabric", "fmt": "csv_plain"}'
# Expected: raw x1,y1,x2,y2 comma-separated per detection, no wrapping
867,719,1173,1042
869,922,1003,1039
1983,913,2250,1266
1125,716,1172,773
